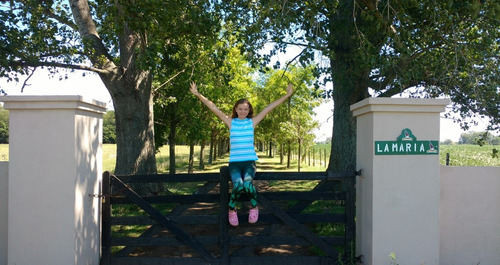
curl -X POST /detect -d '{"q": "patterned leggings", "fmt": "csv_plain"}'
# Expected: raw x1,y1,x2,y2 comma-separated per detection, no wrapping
228,161,258,210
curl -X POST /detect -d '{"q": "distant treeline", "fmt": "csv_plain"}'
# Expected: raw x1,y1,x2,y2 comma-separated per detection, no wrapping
442,131,500,145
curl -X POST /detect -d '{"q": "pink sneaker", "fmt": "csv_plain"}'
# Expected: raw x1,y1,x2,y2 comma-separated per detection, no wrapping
228,210,239,226
248,207,259,224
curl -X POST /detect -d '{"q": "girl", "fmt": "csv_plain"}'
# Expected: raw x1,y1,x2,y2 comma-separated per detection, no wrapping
189,81,293,226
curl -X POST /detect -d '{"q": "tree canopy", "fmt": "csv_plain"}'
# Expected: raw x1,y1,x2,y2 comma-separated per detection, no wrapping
459,131,500,145
1,0,498,175
1,0,222,182
222,0,500,171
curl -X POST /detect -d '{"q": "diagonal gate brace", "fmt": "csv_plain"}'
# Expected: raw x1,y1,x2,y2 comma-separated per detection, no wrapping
258,195,339,258
111,176,218,264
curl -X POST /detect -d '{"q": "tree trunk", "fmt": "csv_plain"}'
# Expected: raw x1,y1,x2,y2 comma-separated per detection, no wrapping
213,137,218,161
107,70,163,195
297,138,301,172
279,142,284,164
188,143,194,173
286,141,291,169
209,129,215,164
268,141,273,158
109,74,157,176
71,0,158,179
326,1,370,173
327,58,370,172
199,138,205,170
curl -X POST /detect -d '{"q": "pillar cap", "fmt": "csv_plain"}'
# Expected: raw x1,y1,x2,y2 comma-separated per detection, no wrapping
351,97,450,117
0,95,107,114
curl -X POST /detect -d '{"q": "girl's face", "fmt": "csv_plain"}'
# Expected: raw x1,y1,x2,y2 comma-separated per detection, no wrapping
235,103,250,119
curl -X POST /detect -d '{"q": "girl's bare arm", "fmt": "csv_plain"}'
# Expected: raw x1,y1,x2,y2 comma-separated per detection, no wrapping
190,82,232,127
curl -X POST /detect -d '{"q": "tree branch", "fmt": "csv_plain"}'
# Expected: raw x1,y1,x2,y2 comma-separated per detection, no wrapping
40,4,78,31
359,0,397,34
9,60,108,74
21,67,37,93
279,48,306,85
69,0,115,67
372,41,445,93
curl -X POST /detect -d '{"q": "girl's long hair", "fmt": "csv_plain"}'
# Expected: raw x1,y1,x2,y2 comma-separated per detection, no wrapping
231,99,254,118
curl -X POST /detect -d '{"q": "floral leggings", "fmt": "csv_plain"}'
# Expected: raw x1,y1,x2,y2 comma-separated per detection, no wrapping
228,161,258,210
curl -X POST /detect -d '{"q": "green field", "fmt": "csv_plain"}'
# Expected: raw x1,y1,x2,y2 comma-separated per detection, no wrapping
439,144,499,166
0,144,498,171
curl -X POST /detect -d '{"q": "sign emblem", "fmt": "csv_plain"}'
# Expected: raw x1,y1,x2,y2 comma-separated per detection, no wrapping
375,128,439,155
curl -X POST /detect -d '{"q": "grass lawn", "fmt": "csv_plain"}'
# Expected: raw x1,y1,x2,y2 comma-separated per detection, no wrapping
151,144,330,174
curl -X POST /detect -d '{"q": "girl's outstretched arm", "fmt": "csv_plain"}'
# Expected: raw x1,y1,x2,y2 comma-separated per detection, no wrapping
190,82,232,127
252,83,294,127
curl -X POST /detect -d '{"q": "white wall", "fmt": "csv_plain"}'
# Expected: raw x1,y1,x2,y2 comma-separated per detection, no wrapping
440,166,500,265
0,162,7,265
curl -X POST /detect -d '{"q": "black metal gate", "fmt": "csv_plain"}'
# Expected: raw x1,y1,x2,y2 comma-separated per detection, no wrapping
101,167,358,265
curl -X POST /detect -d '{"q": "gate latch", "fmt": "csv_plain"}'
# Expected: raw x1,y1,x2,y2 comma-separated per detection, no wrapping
88,193,106,203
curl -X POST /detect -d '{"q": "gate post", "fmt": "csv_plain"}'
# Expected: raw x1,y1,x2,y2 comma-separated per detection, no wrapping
219,166,230,265
1,96,106,265
351,98,449,265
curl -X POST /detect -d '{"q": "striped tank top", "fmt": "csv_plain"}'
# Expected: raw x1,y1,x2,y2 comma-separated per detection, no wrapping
229,118,258,162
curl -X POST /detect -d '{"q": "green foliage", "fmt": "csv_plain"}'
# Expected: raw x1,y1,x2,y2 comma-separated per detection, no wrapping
3,1,498,176
0,106,8,144
221,0,500,172
459,131,500,145
256,65,322,152
441,139,454,145
1,0,224,176
102,111,116,144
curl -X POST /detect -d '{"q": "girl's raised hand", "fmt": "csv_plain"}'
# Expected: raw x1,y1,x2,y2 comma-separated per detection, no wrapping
189,82,199,95
286,83,294,96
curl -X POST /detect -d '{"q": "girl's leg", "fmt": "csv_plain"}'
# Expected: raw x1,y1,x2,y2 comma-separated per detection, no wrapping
242,161,257,208
242,161,258,223
228,163,244,210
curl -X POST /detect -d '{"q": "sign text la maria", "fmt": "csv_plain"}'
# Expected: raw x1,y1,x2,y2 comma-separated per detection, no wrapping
374,128,439,155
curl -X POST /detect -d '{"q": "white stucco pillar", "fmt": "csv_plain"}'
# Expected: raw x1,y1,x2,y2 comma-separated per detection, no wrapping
1,96,106,265
351,98,449,265
0,162,8,265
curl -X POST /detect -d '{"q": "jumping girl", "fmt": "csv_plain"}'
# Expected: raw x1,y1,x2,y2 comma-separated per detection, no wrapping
189,81,293,226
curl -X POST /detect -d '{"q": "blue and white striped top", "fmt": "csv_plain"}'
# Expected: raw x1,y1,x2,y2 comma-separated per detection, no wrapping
229,118,258,162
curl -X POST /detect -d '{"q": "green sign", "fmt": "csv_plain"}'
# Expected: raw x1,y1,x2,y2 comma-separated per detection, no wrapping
375,128,439,155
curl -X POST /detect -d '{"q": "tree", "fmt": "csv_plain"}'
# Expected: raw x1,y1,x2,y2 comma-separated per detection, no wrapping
256,66,321,170
0,1,221,184
459,131,500,145
222,0,500,172
153,40,253,173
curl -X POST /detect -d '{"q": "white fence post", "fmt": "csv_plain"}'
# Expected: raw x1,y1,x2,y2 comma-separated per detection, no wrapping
351,98,449,265
1,95,106,265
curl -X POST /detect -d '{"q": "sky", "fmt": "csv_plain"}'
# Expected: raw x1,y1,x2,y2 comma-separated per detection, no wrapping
0,68,490,143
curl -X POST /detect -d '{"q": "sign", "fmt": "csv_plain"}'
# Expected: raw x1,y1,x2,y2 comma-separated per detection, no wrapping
375,128,439,155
